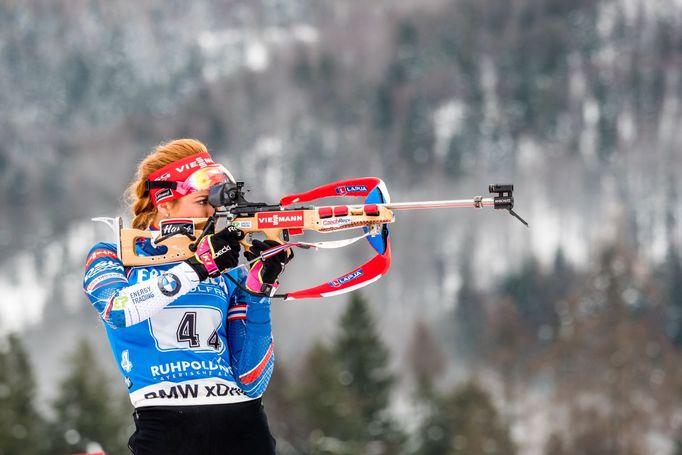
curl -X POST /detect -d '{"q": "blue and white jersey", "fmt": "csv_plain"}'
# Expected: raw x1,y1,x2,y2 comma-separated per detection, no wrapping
82,238,274,408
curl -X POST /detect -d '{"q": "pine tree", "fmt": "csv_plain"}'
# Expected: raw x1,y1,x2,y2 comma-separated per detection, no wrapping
407,320,449,455
264,355,318,453
448,382,515,454
297,342,357,453
664,249,682,346
544,243,666,455
406,320,445,398
49,338,132,455
336,294,392,422
675,438,682,455
400,98,435,177
415,392,453,455
297,293,405,454
0,334,46,455
432,381,516,455
334,293,405,453
454,250,486,363
500,256,556,332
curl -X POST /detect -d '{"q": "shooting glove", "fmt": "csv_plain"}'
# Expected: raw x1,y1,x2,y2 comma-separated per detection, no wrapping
186,226,244,281
244,239,294,295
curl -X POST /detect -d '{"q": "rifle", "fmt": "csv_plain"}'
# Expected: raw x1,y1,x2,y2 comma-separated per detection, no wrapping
93,178,527,300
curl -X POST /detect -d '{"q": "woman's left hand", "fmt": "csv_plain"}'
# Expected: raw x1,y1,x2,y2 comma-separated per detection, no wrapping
244,240,294,292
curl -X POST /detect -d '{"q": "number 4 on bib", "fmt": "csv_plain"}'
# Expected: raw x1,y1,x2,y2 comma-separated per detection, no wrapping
176,312,200,348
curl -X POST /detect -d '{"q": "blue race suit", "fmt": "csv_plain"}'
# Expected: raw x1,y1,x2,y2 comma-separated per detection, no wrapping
82,237,274,408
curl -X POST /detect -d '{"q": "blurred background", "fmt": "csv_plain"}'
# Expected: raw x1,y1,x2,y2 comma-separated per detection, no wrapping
2,0,682,453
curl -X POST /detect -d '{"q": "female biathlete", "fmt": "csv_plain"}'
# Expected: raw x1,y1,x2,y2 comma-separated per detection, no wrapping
83,139,291,454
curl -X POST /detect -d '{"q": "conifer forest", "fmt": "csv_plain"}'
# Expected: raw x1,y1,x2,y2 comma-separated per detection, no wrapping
2,0,682,454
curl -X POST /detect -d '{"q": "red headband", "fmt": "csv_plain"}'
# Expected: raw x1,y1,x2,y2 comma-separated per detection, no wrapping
146,152,228,207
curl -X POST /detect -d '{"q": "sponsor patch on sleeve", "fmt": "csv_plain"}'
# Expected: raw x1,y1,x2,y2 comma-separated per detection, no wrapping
85,249,119,269
158,273,182,296
85,272,127,292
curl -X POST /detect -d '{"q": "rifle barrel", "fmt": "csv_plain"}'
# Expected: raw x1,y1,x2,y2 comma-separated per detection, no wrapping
382,198,495,210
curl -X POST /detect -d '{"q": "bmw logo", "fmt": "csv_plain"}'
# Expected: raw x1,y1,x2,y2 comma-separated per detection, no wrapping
158,272,181,296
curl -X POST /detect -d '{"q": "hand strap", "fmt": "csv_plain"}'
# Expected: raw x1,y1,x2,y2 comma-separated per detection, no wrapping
245,261,280,296
194,237,220,277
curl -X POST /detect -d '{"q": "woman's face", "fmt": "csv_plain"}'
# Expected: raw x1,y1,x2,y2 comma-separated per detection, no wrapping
163,190,215,219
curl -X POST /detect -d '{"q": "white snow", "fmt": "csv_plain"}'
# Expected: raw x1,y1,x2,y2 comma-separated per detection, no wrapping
432,99,466,161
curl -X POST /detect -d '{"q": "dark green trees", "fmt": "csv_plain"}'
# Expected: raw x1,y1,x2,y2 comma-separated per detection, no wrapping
418,381,516,455
289,292,516,455
0,335,131,455
0,334,46,455
50,338,132,455
297,293,405,454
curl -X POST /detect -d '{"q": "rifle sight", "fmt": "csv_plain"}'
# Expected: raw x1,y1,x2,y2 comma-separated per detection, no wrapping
489,184,513,194
489,183,514,210
208,182,248,208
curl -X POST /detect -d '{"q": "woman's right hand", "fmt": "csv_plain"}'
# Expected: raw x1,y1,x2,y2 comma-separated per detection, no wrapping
186,225,244,280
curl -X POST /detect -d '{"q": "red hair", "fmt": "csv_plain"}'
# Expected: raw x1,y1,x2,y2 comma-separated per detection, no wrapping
126,139,209,229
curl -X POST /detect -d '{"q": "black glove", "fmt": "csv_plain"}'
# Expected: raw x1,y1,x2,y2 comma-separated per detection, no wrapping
186,226,244,280
244,239,294,285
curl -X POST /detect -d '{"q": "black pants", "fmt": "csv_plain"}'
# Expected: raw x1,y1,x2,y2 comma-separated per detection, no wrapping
128,399,276,455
